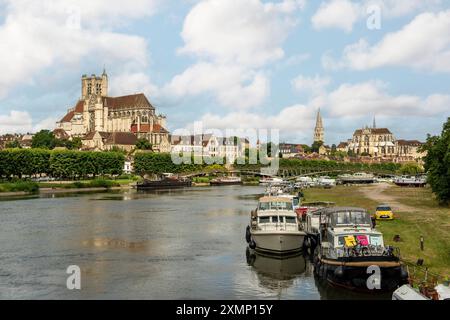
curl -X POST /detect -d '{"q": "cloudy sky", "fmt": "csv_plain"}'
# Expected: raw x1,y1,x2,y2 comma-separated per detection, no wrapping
0,0,449,145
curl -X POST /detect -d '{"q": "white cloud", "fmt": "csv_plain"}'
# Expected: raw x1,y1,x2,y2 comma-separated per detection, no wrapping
319,81,450,118
109,72,159,98
292,74,331,95
0,111,32,134
197,104,316,137
0,0,158,99
179,0,303,67
33,116,58,133
324,10,450,72
312,0,360,33
0,110,58,134
163,63,269,109
311,0,444,32
166,0,304,109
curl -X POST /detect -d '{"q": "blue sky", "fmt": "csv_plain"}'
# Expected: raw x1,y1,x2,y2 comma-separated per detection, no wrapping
0,0,449,145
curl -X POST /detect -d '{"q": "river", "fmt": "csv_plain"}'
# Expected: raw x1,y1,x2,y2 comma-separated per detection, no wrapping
0,186,391,299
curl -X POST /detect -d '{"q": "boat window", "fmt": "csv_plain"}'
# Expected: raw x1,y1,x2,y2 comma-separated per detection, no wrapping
272,216,279,223
333,211,371,225
285,217,296,224
335,212,351,225
370,235,383,246
259,201,293,211
259,202,270,211
292,198,299,206
259,217,270,224
279,216,284,223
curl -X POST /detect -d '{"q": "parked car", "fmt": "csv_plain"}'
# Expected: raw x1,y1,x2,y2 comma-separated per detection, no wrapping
375,204,394,220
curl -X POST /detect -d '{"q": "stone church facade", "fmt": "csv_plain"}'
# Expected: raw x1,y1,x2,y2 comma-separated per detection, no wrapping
56,71,170,152
339,122,426,163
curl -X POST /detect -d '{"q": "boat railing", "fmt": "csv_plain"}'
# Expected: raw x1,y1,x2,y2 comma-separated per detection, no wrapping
321,245,401,259
256,223,299,232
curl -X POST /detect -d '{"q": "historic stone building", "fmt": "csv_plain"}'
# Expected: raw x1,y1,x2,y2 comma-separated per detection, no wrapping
348,126,397,157
313,109,324,143
338,121,425,163
56,71,170,152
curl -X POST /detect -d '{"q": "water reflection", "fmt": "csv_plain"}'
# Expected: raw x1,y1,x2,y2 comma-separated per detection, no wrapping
246,248,308,296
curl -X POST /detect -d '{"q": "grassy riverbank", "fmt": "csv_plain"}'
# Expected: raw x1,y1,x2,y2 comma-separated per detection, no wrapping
0,176,140,195
0,181,39,193
303,184,450,278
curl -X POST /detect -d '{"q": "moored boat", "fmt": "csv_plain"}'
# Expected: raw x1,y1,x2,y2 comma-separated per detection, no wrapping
246,196,306,255
337,172,375,184
136,175,191,190
307,207,408,291
259,176,284,185
393,175,427,187
210,176,242,186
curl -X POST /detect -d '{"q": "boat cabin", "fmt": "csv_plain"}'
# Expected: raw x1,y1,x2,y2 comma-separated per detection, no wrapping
315,207,386,258
253,197,299,231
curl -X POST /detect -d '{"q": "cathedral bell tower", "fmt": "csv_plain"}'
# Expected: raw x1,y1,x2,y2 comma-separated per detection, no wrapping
313,108,324,143
81,70,109,132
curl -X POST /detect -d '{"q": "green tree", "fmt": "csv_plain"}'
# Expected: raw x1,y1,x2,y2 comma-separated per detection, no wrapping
331,144,337,154
398,162,424,175
311,141,323,153
32,130,56,149
5,140,21,148
135,138,153,150
421,117,450,205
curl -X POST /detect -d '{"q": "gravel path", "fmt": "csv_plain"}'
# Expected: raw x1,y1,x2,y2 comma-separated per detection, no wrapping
359,182,418,213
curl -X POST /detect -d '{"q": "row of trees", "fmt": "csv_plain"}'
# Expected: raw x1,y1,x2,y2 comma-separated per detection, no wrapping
0,149,124,179
236,157,402,174
421,117,450,205
134,153,206,176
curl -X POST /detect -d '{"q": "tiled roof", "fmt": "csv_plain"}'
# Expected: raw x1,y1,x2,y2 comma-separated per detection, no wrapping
397,139,423,146
337,142,348,148
60,110,75,123
130,123,169,134
53,128,69,140
354,128,392,135
102,93,154,110
105,132,137,146
59,100,84,123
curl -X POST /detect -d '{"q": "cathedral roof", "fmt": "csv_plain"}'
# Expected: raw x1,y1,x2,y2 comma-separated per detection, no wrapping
102,93,154,110
59,110,74,122
397,139,423,146
82,131,137,146
130,123,169,134
105,132,137,146
58,100,85,123
354,128,392,135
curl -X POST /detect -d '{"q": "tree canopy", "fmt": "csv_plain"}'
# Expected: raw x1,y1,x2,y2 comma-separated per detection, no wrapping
421,117,450,205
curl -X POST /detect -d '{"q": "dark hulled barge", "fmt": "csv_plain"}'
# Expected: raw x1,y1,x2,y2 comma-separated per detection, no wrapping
136,176,191,190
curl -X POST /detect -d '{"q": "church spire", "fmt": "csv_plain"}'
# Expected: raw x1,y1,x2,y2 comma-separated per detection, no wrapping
313,108,324,143
373,115,376,128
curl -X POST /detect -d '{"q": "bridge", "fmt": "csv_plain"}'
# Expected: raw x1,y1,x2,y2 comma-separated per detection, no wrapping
181,168,360,180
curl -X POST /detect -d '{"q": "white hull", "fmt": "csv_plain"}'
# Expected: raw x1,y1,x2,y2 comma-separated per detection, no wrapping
251,231,305,254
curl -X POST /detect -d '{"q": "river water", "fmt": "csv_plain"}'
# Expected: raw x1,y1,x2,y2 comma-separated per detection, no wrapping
0,186,390,300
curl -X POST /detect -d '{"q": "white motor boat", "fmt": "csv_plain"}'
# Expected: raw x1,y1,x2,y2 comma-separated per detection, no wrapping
337,172,375,184
246,196,306,255
393,175,426,187
259,177,284,185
